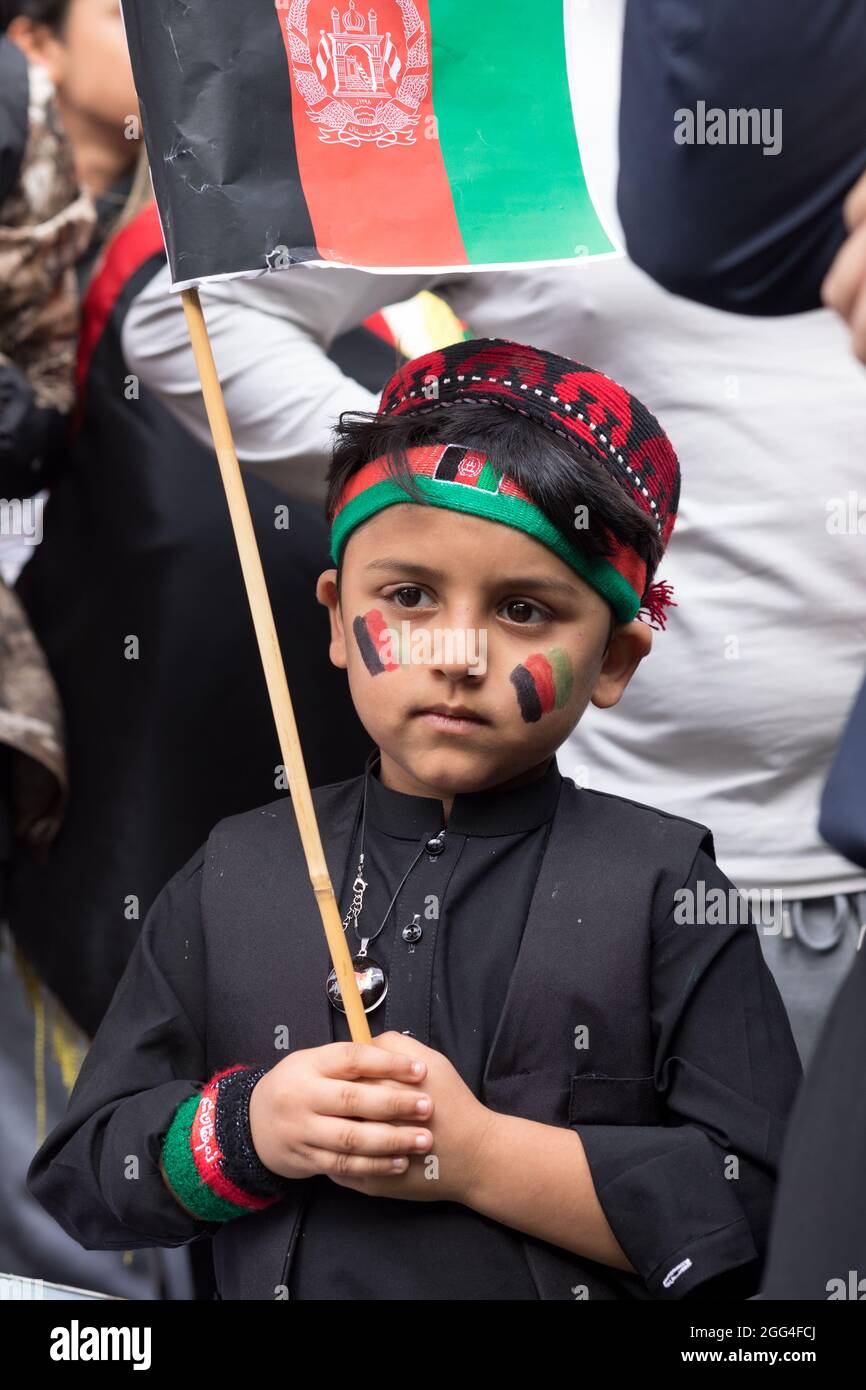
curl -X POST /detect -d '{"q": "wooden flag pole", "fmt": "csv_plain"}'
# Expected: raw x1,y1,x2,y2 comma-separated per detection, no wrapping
180,287,372,1045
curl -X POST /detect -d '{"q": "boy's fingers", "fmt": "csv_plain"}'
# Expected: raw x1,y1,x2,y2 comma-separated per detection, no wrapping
317,1040,427,1082
304,1145,412,1177
371,1029,427,1053
308,1116,432,1158
319,1078,433,1122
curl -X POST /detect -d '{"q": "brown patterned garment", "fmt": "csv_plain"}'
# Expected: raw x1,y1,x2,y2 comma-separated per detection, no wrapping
0,577,66,844
0,58,94,412
0,55,89,844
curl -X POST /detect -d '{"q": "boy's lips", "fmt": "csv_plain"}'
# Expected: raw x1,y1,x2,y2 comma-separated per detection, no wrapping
414,703,491,732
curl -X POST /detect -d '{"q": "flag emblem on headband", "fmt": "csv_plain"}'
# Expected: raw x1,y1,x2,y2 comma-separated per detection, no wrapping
432,446,503,491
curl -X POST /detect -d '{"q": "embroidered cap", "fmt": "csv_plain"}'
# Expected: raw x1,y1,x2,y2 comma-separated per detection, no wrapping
330,338,681,627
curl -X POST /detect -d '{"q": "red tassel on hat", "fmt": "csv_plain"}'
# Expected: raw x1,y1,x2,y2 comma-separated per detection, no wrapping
638,580,677,631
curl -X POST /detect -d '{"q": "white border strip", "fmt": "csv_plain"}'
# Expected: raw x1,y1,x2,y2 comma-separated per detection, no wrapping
562,0,624,253
168,249,623,294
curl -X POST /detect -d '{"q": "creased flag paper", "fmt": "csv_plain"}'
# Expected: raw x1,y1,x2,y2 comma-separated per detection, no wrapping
120,0,619,290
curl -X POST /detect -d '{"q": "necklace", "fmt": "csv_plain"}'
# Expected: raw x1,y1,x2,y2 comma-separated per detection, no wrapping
326,750,444,1015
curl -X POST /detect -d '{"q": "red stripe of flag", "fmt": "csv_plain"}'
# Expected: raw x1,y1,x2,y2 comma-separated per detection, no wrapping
524,652,556,714
363,607,399,670
278,0,467,266
332,444,448,518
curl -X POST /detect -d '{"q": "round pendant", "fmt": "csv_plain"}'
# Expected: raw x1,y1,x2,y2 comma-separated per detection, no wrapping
326,955,388,1014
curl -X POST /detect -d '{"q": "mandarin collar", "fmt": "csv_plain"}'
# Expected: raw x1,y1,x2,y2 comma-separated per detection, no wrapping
364,754,563,839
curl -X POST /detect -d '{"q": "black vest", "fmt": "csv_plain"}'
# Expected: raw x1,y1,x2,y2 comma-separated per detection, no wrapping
199,771,713,1300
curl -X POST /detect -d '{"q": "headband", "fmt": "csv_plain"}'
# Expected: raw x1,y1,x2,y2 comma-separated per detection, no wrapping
329,338,681,627
331,443,655,622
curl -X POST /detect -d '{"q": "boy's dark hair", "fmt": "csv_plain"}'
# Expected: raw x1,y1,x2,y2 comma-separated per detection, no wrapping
326,400,664,622
0,0,68,35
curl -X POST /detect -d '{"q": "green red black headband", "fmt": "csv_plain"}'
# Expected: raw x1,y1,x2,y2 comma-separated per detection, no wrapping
331,443,653,622
329,338,681,627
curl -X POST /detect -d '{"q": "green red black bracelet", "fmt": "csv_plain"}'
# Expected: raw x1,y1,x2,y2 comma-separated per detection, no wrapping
160,1064,291,1223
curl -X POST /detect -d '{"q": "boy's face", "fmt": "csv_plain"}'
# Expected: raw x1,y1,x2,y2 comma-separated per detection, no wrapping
317,505,651,800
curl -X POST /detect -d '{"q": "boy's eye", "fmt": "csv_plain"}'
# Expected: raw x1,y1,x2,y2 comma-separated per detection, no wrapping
500,599,551,625
382,589,550,623
387,585,435,609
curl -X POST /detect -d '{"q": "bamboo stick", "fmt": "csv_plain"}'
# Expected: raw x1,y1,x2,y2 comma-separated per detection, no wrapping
180,287,371,1044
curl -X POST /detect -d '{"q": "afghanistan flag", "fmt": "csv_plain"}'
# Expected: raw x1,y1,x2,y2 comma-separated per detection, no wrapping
120,0,617,289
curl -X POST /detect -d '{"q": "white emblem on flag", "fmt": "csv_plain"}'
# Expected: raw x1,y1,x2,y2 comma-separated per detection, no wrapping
315,32,332,79
457,453,484,478
382,33,402,82
281,0,429,147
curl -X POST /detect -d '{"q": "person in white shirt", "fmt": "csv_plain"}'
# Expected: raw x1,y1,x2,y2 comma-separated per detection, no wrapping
121,1,866,1066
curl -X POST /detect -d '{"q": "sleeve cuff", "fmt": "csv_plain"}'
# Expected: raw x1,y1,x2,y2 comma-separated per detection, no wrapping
574,1123,760,1298
160,1064,291,1224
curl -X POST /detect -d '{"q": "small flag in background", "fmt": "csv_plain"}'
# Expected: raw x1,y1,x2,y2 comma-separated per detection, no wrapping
120,0,618,289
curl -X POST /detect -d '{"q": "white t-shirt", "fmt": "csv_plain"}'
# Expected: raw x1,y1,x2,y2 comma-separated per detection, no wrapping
122,1,866,898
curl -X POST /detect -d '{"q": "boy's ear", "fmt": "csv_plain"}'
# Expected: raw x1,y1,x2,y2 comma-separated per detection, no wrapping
315,568,348,670
590,618,652,709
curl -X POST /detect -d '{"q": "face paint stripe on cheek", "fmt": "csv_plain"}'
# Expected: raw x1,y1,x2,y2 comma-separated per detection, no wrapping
548,646,574,708
510,649,573,723
524,652,557,714
353,609,399,675
510,663,543,723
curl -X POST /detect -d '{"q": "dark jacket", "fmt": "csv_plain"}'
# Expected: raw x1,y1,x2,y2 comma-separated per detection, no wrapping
27,769,803,1300
618,0,866,314
759,940,866,1299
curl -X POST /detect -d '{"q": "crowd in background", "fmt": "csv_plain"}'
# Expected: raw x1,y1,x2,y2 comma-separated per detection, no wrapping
2,0,866,1300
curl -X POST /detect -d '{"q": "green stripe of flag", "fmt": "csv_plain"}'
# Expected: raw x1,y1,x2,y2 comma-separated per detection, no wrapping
429,0,614,263
548,646,574,707
477,459,502,491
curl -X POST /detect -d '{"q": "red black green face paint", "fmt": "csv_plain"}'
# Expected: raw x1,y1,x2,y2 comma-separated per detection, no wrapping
510,648,574,723
353,608,399,676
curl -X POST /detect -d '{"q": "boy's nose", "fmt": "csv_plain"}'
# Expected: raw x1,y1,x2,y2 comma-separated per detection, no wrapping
427,621,487,678
435,659,481,681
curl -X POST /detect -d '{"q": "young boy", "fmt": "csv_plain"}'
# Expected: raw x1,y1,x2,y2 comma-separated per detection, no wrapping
28,338,802,1301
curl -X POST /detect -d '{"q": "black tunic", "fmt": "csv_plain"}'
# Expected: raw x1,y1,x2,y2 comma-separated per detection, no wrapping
27,766,803,1300
292,756,561,1299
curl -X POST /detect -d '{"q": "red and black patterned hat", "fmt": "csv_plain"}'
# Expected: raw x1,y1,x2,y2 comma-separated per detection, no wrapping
380,338,680,542
332,338,681,627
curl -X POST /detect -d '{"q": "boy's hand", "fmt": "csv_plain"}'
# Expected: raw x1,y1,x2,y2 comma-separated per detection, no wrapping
248,1039,435,1181
327,1031,497,1205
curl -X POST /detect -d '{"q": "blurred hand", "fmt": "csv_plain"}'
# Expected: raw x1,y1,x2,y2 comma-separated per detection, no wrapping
822,168,866,363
